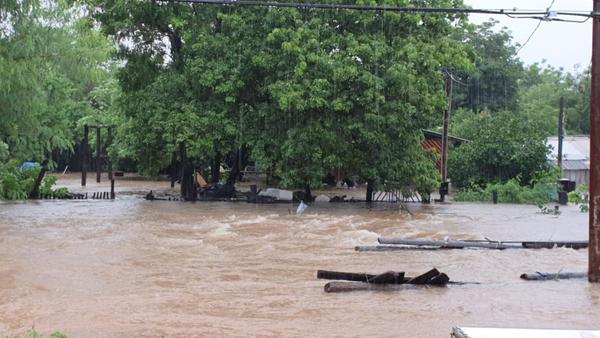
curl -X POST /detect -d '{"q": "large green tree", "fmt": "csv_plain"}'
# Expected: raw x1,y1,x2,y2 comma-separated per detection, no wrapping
519,63,590,136
452,19,524,113
0,0,117,165
88,0,472,195
448,109,550,188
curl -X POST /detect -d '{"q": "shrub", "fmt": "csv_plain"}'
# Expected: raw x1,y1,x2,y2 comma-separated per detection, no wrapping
455,176,558,204
0,161,68,200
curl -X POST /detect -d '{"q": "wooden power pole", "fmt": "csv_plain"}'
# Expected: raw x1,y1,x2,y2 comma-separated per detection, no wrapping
590,0,600,282
558,97,564,174
441,76,452,184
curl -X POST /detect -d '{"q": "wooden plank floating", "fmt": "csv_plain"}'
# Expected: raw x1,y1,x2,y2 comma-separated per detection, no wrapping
377,238,588,250
452,327,600,338
355,245,443,252
324,281,421,293
318,268,451,292
520,272,587,281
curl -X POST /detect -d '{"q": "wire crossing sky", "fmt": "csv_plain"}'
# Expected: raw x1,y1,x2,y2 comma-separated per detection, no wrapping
166,0,597,20
161,0,594,72
466,0,591,73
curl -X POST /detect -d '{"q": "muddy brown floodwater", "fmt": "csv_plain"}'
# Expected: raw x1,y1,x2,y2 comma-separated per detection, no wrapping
0,176,599,337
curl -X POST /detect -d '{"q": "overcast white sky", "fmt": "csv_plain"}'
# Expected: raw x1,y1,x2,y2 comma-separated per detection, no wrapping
464,0,592,73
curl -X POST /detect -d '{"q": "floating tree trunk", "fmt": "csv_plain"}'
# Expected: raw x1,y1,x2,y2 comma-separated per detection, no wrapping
520,272,587,281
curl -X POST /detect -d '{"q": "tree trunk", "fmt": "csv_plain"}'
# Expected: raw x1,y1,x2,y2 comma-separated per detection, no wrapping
227,148,241,185
304,184,313,202
30,160,48,199
366,178,375,202
211,152,220,183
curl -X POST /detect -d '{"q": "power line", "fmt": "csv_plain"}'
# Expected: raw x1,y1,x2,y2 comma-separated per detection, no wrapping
515,0,557,54
516,20,542,54
159,0,599,20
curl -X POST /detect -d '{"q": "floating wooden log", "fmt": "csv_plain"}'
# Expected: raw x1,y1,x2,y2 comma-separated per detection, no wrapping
520,272,587,281
378,238,519,249
407,268,441,285
317,269,448,286
355,245,443,252
368,271,405,284
428,273,450,285
317,270,379,282
461,239,588,249
377,238,588,250
324,281,421,293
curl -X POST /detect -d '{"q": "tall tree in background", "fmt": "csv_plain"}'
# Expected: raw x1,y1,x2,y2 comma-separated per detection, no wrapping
453,19,523,113
0,0,117,165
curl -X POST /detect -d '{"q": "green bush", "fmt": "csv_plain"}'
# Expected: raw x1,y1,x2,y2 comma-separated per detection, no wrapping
5,328,66,338
568,185,589,212
0,161,68,200
455,175,558,204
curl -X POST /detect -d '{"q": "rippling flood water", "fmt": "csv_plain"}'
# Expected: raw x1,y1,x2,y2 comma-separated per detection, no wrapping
1,177,599,337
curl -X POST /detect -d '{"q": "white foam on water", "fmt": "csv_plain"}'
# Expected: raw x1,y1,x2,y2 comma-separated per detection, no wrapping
336,228,380,246
207,222,238,237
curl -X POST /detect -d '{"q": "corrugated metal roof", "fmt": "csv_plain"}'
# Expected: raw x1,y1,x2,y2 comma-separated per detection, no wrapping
547,136,589,161
421,139,442,170
551,159,589,171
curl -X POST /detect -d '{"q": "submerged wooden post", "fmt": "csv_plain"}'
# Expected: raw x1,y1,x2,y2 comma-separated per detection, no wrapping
96,126,101,183
82,125,89,186
111,179,115,199
107,126,113,180
590,0,600,282
170,150,177,188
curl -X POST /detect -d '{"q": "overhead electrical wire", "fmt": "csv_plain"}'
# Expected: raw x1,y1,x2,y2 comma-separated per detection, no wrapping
159,0,600,21
515,0,556,54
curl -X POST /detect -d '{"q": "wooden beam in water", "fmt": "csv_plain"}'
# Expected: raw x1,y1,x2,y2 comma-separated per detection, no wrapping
520,272,587,281
378,238,519,249
377,238,588,250
355,245,443,252
407,268,440,285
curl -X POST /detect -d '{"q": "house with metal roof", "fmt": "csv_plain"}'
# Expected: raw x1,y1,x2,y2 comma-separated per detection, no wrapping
547,136,590,185
421,129,468,172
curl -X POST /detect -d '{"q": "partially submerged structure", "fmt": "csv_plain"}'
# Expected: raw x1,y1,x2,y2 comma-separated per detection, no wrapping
547,135,590,185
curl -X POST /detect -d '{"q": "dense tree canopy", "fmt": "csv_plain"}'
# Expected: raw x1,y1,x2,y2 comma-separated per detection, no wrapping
452,19,523,113
1,0,593,199
448,109,550,188
86,0,473,193
1,0,118,166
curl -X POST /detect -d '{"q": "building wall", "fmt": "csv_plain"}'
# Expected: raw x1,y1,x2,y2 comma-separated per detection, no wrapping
564,169,589,185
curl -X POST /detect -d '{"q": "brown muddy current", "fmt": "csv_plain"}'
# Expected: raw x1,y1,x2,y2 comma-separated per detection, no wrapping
1,178,599,337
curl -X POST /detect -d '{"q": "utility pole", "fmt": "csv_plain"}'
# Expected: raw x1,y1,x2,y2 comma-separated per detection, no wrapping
441,76,452,182
589,0,600,283
439,75,452,202
558,97,564,174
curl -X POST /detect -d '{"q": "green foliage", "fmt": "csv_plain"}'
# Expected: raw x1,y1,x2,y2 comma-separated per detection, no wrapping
1,0,118,165
4,328,66,338
453,19,523,113
519,63,590,136
0,161,39,200
455,174,558,205
88,0,472,189
568,184,589,212
0,162,67,200
449,109,550,188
